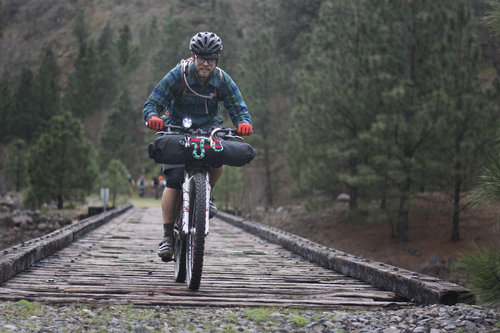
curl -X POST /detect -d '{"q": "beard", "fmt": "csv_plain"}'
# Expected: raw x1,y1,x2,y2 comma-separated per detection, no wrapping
195,66,212,79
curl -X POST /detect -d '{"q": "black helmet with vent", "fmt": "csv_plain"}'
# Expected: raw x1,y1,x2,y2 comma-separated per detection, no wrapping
189,32,223,56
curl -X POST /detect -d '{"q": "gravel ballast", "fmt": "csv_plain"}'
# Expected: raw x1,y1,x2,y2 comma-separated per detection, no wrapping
0,301,498,332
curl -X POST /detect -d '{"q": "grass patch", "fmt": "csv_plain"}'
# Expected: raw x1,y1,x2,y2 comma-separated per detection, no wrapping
244,308,272,322
290,315,310,327
457,239,500,308
129,196,161,207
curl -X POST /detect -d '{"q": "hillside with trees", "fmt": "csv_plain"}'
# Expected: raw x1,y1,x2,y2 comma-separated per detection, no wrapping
1,0,499,263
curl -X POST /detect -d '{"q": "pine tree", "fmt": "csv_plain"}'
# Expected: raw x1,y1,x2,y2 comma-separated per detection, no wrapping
117,24,131,67
238,27,285,207
367,0,449,243
117,23,140,73
0,0,3,38
98,88,143,175
430,0,499,242
64,41,99,118
0,78,11,143
9,68,38,143
35,48,60,126
25,112,98,209
3,138,28,191
95,22,120,106
275,0,325,61
97,22,114,53
102,159,130,207
290,0,379,210
72,9,89,46
151,8,190,82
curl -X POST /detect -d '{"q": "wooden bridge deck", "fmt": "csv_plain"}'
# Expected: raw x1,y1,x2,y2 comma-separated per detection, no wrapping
0,207,411,309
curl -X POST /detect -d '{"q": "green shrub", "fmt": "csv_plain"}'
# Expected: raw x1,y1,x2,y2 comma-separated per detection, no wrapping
457,240,500,308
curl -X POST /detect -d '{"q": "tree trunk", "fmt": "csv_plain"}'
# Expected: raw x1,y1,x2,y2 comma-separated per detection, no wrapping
57,195,63,209
452,130,463,242
380,177,395,238
397,175,410,243
348,156,358,210
396,2,416,244
112,191,117,208
262,144,273,208
349,186,358,210
15,169,21,192
452,171,462,242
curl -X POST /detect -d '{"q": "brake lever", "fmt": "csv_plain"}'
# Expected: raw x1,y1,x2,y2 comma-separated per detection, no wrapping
224,134,244,141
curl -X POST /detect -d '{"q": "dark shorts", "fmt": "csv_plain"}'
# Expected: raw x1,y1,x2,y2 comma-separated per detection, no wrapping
162,165,184,190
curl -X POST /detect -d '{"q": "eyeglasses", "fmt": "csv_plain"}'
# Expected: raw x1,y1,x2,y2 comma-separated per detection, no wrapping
195,55,217,66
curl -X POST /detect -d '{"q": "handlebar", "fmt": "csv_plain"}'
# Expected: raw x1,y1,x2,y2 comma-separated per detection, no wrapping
146,115,243,140
155,124,242,141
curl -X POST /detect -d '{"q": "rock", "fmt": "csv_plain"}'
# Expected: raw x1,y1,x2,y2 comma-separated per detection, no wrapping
59,217,72,226
408,248,422,257
336,193,350,201
2,324,18,331
11,214,31,227
37,223,49,231
429,253,444,265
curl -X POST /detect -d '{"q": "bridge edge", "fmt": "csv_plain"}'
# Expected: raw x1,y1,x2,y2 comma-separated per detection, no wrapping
217,211,471,305
0,204,133,285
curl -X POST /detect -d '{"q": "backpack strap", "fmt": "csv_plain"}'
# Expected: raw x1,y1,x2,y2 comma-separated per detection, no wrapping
177,58,192,97
215,67,222,100
177,58,223,100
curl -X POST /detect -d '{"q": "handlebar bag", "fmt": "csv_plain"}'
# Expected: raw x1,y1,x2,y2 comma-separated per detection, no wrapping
148,135,256,167
148,134,186,164
216,140,256,167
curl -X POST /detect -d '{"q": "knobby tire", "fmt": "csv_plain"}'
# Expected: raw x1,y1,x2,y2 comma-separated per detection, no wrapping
185,173,206,290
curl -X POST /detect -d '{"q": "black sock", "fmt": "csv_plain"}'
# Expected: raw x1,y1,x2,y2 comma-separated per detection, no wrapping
163,223,174,237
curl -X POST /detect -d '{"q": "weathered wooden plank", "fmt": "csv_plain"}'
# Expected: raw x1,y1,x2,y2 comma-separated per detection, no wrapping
0,205,133,284
0,207,411,308
0,288,406,306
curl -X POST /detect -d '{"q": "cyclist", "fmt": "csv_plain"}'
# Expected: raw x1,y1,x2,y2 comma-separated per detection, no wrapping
143,32,253,261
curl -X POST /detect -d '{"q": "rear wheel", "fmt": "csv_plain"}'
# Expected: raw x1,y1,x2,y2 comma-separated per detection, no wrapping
186,173,207,290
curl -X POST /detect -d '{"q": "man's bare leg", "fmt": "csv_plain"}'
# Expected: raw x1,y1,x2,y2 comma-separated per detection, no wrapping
210,166,224,187
162,187,181,225
208,166,223,217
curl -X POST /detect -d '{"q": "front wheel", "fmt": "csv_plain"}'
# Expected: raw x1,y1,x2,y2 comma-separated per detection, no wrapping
185,172,207,290
174,233,186,282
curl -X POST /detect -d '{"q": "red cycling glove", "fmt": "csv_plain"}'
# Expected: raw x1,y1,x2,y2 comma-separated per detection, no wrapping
237,123,253,136
147,115,163,131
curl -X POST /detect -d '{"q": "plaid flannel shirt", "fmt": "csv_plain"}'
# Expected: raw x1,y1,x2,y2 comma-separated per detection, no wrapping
143,61,251,129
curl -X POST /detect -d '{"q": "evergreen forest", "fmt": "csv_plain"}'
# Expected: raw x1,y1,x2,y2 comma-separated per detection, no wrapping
1,0,500,248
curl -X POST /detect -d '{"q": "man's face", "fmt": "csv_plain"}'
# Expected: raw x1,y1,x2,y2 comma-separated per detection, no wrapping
193,54,218,81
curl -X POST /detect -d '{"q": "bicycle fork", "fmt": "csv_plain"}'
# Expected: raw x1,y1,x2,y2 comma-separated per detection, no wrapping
181,171,211,236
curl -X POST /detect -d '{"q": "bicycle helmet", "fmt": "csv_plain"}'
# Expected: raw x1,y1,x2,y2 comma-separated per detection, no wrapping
189,32,223,56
